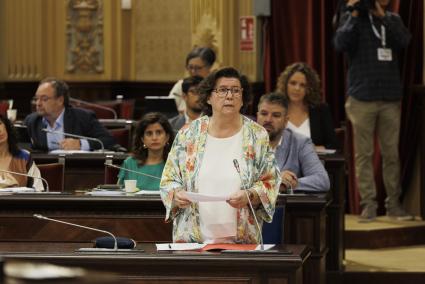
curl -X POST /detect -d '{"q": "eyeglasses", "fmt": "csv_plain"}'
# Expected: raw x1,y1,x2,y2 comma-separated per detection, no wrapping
186,64,205,72
213,87,243,98
31,96,54,103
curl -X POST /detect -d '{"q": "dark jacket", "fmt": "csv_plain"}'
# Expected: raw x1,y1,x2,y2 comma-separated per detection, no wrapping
309,103,338,150
168,114,186,133
24,107,116,151
333,11,410,101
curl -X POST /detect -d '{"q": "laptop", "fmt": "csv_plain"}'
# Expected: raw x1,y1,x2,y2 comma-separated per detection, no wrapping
143,96,179,119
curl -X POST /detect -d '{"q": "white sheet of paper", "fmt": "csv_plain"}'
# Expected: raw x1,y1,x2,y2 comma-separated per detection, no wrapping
255,244,276,250
134,190,160,195
156,243,206,251
86,191,126,196
185,192,230,202
316,149,336,155
0,187,36,193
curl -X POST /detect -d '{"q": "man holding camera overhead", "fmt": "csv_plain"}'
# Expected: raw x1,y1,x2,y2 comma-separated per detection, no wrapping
334,0,412,222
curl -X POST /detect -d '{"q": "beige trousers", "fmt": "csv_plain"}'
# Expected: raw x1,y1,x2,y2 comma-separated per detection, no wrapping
345,96,402,210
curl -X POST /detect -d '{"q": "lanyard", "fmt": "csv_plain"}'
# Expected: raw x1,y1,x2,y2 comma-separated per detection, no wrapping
368,12,386,47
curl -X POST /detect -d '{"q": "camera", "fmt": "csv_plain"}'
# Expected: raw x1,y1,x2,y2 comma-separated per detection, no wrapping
354,0,376,11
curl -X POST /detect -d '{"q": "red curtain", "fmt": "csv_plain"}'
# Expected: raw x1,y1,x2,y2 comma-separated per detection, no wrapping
263,0,423,214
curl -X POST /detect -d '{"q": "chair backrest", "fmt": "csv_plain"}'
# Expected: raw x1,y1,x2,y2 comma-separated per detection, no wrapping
0,101,9,116
104,165,120,184
38,163,64,192
109,127,131,150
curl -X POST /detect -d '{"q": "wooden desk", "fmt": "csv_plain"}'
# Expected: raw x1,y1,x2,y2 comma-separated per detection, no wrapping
320,153,346,272
0,194,328,284
0,242,310,284
285,194,329,284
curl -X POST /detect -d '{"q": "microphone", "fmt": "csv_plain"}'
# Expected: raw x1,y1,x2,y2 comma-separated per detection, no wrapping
233,159,264,251
70,97,118,120
42,128,105,152
0,169,49,192
104,163,162,180
33,214,137,252
281,180,294,194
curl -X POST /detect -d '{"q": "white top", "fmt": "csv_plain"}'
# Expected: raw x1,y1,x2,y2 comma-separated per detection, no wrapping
197,129,243,243
287,119,311,138
168,79,186,112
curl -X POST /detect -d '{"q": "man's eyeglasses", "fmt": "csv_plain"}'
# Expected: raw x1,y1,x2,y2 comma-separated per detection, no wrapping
213,87,243,98
31,96,54,103
186,64,205,72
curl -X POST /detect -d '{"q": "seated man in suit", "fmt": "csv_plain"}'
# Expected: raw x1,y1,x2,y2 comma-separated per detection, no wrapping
168,76,203,132
24,77,116,151
257,92,330,243
257,92,330,192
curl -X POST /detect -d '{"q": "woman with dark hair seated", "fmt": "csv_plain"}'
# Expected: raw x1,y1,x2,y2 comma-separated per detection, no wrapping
0,114,44,191
118,112,175,191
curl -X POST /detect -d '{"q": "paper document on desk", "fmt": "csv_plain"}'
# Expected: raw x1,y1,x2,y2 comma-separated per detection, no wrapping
156,243,206,251
86,190,126,196
316,149,336,155
49,150,92,154
135,190,160,195
185,192,229,202
0,187,36,193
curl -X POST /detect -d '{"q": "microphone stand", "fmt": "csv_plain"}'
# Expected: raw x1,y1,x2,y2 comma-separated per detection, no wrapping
33,214,138,253
0,169,49,192
70,97,118,120
233,159,264,251
42,129,105,152
104,163,162,180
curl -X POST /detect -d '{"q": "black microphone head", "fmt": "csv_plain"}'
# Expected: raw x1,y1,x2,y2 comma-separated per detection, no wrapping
111,144,127,153
233,159,240,173
95,236,136,249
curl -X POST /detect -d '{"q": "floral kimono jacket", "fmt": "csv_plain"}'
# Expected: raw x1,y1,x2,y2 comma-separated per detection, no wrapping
160,115,281,243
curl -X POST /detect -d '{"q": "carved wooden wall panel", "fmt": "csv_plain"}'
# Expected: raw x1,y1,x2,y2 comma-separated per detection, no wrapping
66,0,104,74
133,0,191,81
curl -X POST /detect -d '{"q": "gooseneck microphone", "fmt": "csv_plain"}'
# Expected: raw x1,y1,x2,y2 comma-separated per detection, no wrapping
0,169,49,192
42,128,105,152
233,159,265,251
33,214,136,252
70,97,118,120
104,163,162,180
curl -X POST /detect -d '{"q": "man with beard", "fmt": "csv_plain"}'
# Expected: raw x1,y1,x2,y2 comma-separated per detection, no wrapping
257,93,329,192
169,76,203,133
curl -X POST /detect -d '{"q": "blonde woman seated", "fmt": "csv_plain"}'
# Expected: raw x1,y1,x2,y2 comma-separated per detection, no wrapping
118,112,174,191
276,62,338,150
0,114,44,191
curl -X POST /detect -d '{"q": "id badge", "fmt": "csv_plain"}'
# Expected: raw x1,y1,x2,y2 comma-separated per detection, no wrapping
377,48,393,61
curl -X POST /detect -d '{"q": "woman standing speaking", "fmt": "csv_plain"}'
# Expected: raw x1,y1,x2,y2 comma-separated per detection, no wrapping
160,67,280,244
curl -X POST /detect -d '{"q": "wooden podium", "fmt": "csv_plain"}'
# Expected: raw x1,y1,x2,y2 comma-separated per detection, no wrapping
0,243,310,284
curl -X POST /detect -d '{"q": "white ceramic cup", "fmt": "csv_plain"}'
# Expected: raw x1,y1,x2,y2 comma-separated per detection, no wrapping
124,179,137,192
7,109,17,122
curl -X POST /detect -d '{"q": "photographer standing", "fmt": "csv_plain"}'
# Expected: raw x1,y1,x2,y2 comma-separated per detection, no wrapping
334,0,412,222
